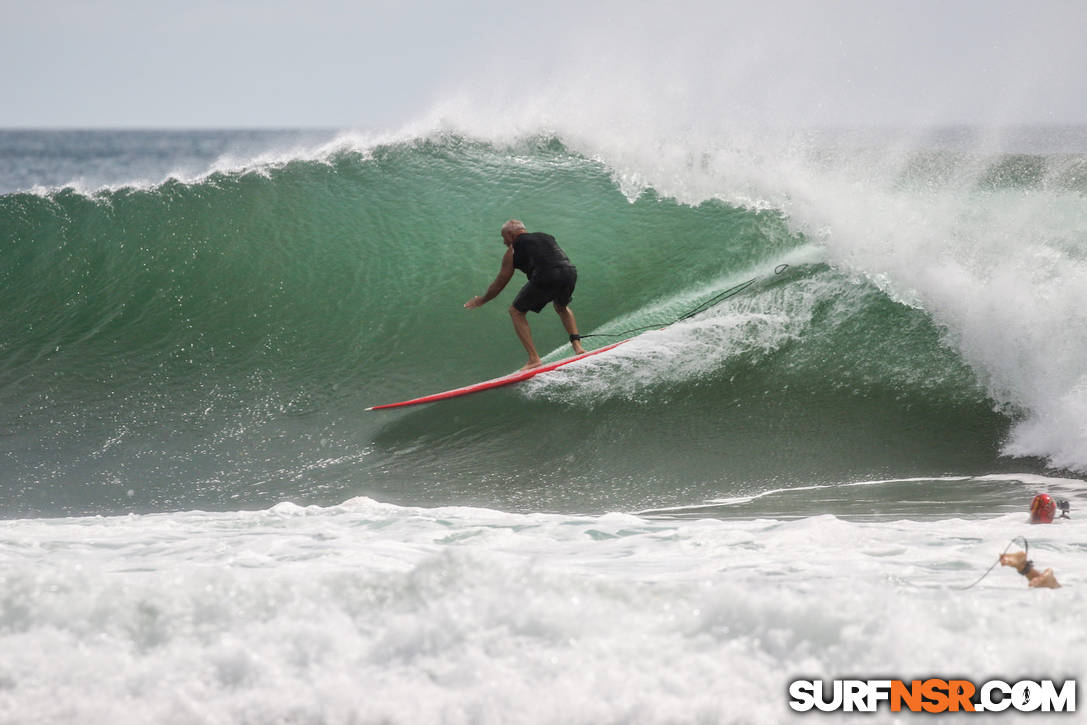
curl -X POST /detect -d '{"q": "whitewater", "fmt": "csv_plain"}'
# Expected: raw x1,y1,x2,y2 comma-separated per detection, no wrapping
2,495,1083,723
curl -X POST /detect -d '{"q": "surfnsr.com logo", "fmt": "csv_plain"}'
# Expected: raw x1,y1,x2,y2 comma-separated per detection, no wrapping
788,679,1076,713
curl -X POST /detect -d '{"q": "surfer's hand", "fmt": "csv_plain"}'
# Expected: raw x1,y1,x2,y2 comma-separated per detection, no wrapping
464,296,484,309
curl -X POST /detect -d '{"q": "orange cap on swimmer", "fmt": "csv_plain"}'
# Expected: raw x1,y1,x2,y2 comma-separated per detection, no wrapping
1030,493,1056,524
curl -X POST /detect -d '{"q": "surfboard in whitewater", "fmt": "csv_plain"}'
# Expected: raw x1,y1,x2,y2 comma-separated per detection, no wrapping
366,339,630,411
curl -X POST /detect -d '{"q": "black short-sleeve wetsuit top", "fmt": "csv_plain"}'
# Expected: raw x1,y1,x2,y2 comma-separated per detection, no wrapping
510,232,578,313
512,232,574,281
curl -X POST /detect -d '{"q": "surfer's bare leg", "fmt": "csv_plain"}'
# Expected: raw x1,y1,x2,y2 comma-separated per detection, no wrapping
554,305,587,354
509,306,543,370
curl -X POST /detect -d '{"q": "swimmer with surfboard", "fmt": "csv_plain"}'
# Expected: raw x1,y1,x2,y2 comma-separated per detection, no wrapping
464,220,586,370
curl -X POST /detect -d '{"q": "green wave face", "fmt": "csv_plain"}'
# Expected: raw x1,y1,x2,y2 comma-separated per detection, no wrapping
0,135,1050,517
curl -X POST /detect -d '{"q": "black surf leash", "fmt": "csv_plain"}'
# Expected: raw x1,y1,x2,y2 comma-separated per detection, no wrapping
575,263,791,342
955,536,1029,590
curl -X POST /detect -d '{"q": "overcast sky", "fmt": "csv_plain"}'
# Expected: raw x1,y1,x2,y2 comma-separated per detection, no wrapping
3,0,1086,129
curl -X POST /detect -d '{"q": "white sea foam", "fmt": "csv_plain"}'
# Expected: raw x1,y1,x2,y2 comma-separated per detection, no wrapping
0,497,1082,723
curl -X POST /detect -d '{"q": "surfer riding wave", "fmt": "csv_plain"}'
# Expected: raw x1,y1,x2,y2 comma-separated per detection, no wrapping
464,220,587,370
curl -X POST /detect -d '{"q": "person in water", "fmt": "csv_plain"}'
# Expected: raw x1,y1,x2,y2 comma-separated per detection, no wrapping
464,219,587,370
1029,493,1070,524
999,549,1060,588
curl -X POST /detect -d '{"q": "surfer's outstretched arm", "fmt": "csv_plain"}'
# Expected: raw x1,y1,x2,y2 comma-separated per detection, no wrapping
464,247,514,309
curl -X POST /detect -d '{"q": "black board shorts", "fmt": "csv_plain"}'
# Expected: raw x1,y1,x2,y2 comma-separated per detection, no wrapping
512,266,577,313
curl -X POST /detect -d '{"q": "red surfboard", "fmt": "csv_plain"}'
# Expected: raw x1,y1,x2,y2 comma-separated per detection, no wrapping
366,339,631,411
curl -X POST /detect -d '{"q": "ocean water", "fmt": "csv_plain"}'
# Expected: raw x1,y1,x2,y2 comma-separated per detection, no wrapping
1,126,1085,723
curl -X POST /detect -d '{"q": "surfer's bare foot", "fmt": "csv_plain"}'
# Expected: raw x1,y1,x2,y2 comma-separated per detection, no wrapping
519,359,543,371
572,343,586,355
